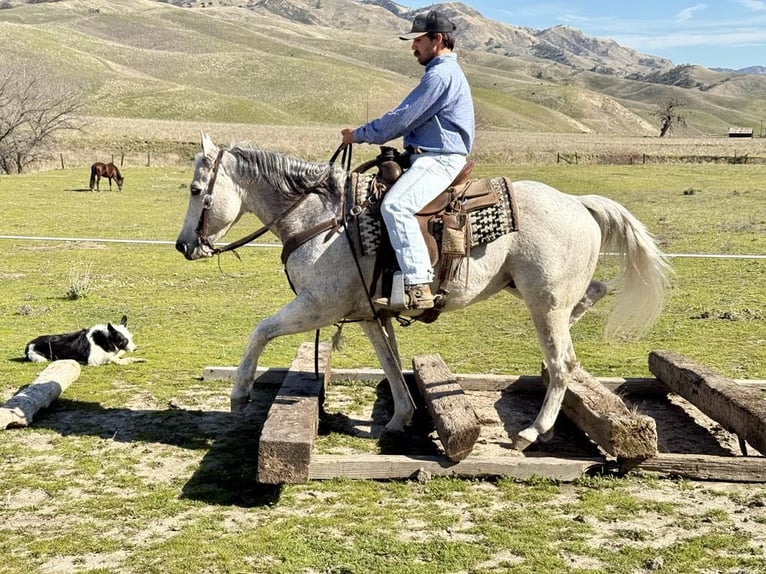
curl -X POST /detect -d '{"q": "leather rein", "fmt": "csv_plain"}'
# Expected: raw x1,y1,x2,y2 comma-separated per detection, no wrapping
195,147,346,263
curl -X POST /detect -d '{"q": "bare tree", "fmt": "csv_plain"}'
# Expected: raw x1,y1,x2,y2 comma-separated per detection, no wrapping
653,97,687,137
0,65,84,174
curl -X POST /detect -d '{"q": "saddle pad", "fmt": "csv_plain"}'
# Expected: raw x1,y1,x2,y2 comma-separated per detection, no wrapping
351,174,518,256
352,173,382,256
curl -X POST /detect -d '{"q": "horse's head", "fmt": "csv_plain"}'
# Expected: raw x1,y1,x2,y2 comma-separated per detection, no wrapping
116,175,124,191
175,132,243,260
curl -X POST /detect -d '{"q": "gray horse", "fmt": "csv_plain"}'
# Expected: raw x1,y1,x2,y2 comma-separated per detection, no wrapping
175,133,671,450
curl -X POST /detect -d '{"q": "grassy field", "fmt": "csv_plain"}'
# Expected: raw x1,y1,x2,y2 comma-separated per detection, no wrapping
0,157,765,573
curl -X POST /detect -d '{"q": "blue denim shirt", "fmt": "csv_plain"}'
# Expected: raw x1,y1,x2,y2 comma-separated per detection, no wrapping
353,53,474,155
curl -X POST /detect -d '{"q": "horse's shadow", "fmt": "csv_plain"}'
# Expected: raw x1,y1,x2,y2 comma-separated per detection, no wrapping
30,385,283,507
29,375,436,508
319,376,441,456
68,187,95,193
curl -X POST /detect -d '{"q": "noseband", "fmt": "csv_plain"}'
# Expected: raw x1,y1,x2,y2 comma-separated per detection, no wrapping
195,149,226,252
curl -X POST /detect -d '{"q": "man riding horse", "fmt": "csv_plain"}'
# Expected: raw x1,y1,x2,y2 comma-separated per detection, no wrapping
341,10,475,311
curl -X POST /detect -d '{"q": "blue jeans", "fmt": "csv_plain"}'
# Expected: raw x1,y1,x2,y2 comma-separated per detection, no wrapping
379,152,467,286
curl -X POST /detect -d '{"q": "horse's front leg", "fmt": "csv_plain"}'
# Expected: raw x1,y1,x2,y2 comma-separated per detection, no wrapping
358,319,414,432
231,293,336,411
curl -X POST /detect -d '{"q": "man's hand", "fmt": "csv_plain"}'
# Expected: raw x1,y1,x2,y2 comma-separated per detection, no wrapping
341,128,356,146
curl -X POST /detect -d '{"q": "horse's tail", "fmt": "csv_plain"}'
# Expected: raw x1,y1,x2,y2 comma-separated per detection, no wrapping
578,194,672,339
89,164,96,190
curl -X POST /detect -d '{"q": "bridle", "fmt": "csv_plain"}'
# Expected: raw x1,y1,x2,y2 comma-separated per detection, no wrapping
194,145,347,262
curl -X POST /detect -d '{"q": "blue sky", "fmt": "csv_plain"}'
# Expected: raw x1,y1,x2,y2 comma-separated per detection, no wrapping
403,1,766,69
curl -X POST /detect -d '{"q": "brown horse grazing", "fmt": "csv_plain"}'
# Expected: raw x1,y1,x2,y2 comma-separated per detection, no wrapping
89,162,124,192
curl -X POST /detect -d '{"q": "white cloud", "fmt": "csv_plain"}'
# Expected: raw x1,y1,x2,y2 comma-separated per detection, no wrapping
737,0,766,11
615,27,766,50
675,3,708,22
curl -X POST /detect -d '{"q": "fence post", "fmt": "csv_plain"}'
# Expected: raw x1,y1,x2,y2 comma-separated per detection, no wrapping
60,153,64,170
146,152,151,167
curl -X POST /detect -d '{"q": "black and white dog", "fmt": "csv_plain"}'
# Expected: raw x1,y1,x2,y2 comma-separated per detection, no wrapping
25,315,145,366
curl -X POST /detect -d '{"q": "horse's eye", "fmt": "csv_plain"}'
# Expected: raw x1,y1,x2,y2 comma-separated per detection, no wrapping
190,184,202,196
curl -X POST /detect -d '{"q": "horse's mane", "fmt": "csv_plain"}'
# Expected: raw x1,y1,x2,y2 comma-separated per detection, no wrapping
229,146,344,201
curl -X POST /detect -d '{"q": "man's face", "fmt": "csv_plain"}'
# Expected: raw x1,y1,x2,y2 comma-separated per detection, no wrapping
411,34,441,66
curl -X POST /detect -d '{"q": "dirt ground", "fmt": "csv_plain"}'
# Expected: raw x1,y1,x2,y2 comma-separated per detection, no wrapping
3,371,766,573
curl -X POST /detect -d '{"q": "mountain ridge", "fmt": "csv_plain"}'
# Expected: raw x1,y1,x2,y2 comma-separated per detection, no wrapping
1,0,764,137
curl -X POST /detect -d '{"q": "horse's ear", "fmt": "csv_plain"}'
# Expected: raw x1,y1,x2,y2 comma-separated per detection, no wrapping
200,132,218,159
120,315,128,327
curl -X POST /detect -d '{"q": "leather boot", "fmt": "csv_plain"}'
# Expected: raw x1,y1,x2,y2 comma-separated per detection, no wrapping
373,283,436,310
404,283,435,310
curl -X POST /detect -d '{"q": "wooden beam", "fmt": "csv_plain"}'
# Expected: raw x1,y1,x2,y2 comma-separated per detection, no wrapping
309,454,603,482
256,342,331,485
547,366,658,459
649,350,766,456
412,354,481,462
1,360,81,429
623,453,766,483
203,365,766,396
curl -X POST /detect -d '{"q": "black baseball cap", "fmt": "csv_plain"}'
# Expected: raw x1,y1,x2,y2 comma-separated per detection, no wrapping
399,10,457,40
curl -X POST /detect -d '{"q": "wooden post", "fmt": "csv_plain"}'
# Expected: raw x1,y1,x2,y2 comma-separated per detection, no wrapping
257,342,331,484
544,365,657,459
60,153,64,169
0,360,81,429
649,350,766,455
412,354,481,462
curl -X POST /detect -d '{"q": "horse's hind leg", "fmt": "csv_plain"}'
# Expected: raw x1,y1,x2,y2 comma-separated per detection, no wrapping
570,280,608,325
359,319,414,432
513,308,577,451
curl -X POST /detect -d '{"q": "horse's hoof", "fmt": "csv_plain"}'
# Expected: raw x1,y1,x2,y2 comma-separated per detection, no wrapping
511,428,538,452
230,396,248,412
385,413,410,434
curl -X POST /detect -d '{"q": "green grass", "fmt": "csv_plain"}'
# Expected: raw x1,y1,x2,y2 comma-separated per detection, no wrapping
1,162,765,573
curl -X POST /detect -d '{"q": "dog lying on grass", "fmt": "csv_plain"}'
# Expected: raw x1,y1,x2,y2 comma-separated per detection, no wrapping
24,315,145,366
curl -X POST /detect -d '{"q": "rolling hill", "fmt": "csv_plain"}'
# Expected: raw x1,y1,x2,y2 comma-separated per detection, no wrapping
1,0,765,140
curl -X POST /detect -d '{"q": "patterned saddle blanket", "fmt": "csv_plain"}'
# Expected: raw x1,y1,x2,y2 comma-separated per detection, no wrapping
350,173,519,267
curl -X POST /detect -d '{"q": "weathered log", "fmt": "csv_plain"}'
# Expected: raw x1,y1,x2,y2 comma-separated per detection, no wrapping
309,454,603,482
256,342,331,484
545,365,658,459
649,350,766,455
623,453,766,483
0,360,81,429
412,354,481,462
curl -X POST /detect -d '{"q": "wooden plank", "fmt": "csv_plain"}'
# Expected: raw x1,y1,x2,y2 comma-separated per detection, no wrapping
546,366,658,459
623,453,766,483
1,360,81,429
309,454,603,482
256,342,331,485
203,366,766,395
649,350,766,456
412,354,481,462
